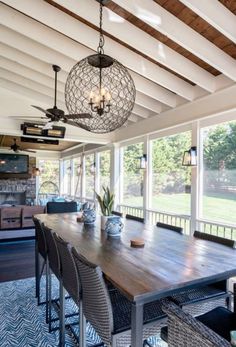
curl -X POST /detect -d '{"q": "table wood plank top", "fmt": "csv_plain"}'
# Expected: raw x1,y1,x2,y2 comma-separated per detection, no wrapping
36,212,236,302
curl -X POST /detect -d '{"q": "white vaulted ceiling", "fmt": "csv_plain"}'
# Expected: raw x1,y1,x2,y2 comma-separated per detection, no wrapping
0,0,235,144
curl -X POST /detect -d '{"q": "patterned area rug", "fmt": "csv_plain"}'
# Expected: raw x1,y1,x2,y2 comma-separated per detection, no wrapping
0,277,167,347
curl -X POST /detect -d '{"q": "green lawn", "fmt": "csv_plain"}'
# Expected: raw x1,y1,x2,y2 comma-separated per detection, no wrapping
123,192,236,225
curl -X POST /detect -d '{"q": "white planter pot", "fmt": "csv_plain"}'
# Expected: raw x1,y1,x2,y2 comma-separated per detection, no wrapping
101,215,113,230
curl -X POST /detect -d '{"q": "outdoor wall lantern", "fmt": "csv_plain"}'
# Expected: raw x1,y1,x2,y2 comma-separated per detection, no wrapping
90,162,96,175
139,154,147,169
182,146,197,166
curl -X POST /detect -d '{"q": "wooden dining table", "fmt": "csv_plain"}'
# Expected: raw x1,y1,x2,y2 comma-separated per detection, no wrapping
36,212,236,347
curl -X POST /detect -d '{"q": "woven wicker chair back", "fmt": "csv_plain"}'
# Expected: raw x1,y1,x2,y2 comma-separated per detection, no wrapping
194,230,236,248
33,217,47,260
72,248,114,346
46,201,77,214
112,211,123,217
53,233,80,304
156,222,183,234
162,300,231,347
125,214,145,223
43,225,60,278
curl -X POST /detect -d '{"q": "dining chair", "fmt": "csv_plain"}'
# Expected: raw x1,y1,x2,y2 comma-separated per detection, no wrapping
112,210,123,217
43,225,61,333
161,300,233,346
168,231,234,317
156,222,183,234
33,217,48,307
46,201,77,214
72,247,167,347
194,230,236,248
125,214,145,223
53,233,85,347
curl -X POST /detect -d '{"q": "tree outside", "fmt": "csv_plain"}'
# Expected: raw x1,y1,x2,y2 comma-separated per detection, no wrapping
99,150,111,192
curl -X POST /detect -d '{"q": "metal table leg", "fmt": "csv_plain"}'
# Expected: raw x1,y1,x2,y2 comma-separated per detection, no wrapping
131,301,143,347
79,300,86,347
35,241,39,299
59,279,65,347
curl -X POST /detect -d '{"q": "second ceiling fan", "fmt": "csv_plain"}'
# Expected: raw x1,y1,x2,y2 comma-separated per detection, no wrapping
30,65,92,129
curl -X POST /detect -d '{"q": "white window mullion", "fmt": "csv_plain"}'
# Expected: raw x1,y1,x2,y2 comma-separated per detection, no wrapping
190,121,199,234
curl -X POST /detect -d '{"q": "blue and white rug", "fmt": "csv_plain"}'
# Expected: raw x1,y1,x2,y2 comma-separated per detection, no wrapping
0,277,166,346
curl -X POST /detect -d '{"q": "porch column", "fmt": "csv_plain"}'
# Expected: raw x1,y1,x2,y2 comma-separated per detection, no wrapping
110,143,121,211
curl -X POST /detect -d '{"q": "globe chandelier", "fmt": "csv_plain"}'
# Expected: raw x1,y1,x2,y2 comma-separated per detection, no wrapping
64,0,136,133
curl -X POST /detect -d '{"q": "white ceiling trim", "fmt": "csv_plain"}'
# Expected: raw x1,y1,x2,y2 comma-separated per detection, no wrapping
179,0,236,44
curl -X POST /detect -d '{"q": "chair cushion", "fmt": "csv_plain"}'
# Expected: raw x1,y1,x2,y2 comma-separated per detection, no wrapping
109,289,165,334
161,306,236,343
197,306,236,342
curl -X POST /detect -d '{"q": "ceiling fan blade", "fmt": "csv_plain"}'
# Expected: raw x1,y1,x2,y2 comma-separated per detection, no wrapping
66,120,90,131
31,105,54,117
65,113,92,119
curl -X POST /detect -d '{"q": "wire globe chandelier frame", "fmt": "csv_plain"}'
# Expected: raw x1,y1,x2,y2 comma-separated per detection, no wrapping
65,0,136,133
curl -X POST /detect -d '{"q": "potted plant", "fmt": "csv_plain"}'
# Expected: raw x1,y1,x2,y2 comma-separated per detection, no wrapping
95,186,115,230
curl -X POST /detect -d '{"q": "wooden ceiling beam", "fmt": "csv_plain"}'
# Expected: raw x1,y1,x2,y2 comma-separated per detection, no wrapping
0,43,68,83
0,42,165,114
0,1,193,102
0,67,65,104
114,0,236,82
0,56,65,93
0,86,112,144
135,92,163,114
1,41,166,115
179,0,236,43
0,12,177,108
114,84,236,142
44,0,215,92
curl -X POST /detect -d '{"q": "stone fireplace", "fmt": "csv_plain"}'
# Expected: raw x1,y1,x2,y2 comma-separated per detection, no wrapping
0,157,36,206
0,191,27,205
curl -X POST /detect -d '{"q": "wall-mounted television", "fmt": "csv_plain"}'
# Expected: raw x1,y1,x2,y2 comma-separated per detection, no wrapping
0,154,29,174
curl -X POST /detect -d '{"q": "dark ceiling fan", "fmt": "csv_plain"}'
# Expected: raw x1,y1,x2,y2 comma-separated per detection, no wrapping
31,65,92,126
10,138,36,153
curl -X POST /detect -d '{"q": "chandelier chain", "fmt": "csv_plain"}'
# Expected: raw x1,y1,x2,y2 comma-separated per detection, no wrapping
97,1,105,54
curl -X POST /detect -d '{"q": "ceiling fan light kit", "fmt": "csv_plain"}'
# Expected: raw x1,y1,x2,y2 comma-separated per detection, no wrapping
64,0,136,133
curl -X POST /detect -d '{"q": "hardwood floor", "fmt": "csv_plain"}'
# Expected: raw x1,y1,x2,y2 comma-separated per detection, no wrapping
0,240,35,282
